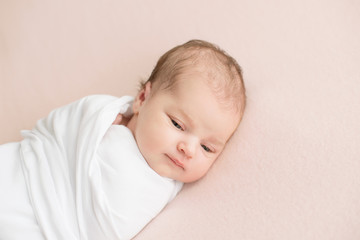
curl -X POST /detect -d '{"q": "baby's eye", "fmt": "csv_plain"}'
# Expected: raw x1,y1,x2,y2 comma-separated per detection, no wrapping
171,119,183,130
201,144,211,152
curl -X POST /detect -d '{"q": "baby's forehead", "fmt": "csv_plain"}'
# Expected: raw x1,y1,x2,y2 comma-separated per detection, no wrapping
173,66,238,109
155,47,244,118
166,72,241,121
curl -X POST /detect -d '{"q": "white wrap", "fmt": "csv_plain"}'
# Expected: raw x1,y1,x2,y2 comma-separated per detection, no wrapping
3,95,182,240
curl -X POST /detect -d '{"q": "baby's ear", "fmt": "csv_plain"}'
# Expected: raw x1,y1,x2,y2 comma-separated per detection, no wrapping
133,82,152,114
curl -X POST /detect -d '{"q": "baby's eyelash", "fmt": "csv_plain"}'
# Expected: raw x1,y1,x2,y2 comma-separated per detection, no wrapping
201,144,212,153
171,119,183,130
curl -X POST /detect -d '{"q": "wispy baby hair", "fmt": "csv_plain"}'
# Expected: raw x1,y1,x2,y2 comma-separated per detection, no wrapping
142,39,246,120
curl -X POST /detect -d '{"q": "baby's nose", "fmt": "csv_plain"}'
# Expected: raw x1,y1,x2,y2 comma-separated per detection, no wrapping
177,141,195,159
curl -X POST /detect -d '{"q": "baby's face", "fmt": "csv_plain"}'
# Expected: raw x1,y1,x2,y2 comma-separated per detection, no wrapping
128,74,239,183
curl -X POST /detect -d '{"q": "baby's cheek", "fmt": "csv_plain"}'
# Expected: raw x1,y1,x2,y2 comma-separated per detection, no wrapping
149,119,169,146
197,157,216,176
147,128,166,149
140,126,162,152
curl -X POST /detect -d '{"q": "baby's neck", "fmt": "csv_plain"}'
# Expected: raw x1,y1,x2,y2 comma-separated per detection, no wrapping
125,115,136,136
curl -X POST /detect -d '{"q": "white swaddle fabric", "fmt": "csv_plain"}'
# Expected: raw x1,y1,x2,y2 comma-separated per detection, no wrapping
93,125,182,239
15,95,182,240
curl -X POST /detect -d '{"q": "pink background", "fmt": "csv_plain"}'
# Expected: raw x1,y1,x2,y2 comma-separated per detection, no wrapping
1,0,359,239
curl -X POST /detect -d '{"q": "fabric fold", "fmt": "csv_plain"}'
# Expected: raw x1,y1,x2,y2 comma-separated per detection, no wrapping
18,95,182,239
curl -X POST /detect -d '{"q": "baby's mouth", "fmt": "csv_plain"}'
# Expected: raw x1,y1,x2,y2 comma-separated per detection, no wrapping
165,154,185,170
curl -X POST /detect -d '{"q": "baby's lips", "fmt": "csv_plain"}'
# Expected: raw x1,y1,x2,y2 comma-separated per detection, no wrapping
166,154,185,169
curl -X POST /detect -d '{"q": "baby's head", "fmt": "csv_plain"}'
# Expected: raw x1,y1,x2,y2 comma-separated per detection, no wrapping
127,40,246,183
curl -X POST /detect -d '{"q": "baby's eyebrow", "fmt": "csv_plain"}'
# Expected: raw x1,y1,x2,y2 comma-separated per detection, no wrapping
207,137,225,147
177,108,194,128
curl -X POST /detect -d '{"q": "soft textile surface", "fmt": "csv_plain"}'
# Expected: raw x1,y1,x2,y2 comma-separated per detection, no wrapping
0,95,181,239
21,95,134,239
1,0,359,239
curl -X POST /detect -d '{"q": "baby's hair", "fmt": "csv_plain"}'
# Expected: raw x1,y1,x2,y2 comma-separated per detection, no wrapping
142,39,246,121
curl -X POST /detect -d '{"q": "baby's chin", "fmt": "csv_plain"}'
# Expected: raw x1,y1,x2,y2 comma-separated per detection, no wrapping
174,173,208,183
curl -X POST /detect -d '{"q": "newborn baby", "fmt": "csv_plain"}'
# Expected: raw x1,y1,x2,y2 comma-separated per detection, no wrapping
0,39,246,239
